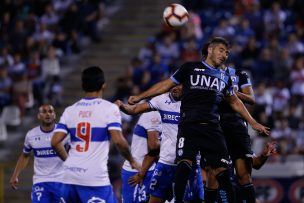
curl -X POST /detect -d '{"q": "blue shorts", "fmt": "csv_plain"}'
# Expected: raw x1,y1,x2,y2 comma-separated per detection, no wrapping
60,184,117,203
31,182,63,203
121,169,153,203
149,162,176,201
184,164,204,201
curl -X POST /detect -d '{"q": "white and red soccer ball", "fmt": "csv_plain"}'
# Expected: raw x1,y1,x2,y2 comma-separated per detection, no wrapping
163,3,189,28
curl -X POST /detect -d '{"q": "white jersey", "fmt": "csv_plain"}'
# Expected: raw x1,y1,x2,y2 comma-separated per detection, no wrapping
23,124,65,184
148,93,180,165
122,111,161,172
54,98,122,186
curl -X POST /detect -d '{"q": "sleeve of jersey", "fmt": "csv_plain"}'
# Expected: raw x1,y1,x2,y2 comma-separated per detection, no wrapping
148,96,160,110
107,104,122,131
239,71,252,89
170,64,187,85
143,112,162,133
54,111,69,134
225,77,234,97
23,132,32,154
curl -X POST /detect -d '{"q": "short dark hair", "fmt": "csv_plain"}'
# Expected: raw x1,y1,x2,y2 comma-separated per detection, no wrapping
201,37,230,58
81,66,105,92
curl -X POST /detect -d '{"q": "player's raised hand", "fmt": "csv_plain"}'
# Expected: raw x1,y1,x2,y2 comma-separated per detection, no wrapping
10,176,19,190
128,96,141,105
251,122,270,136
262,142,277,157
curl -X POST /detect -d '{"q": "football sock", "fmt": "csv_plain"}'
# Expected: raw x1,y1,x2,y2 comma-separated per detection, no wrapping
174,161,192,203
216,170,235,203
204,187,218,203
239,183,255,203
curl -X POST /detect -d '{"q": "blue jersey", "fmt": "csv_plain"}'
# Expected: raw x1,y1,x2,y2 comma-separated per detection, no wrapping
220,67,252,123
171,61,233,123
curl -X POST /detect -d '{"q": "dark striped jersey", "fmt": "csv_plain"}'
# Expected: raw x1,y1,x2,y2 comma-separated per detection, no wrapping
220,67,252,122
171,61,233,123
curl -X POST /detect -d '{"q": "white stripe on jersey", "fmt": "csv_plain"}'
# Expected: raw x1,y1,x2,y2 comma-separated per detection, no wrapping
54,97,122,186
24,124,66,184
123,111,161,172
148,93,180,165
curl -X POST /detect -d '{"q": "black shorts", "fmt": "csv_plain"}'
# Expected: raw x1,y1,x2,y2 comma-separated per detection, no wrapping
175,122,231,168
220,119,254,161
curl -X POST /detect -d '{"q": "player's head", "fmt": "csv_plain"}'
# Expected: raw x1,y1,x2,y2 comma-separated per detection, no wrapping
37,104,56,126
203,37,230,67
81,66,105,92
170,85,183,101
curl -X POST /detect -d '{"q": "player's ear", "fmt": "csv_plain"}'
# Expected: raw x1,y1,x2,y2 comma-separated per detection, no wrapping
207,46,213,55
102,83,107,90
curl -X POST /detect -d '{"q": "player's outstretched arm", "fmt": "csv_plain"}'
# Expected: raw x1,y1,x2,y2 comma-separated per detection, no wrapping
128,78,176,104
236,85,255,105
128,130,160,185
253,142,277,170
110,130,140,171
10,153,30,190
51,132,68,161
226,93,270,135
114,100,152,115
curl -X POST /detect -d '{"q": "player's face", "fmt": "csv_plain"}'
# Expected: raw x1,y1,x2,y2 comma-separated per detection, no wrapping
209,43,229,67
171,85,183,100
38,105,56,125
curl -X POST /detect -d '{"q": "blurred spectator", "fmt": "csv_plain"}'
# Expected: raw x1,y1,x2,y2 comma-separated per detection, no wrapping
156,32,179,66
0,47,14,66
138,37,156,68
9,52,26,77
235,18,255,47
212,18,235,40
47,75,63,107
180,37,201,63
285,33,304,56
252,48,274,84
41,46,60,80
79,0,102,42
146,52,169,86
273,48,292,81
40,3,59,30
263,2,287,37
0,65,12,111
271,118,294,157
289,56,304,102
294,120,304,154
27,51,44,106
271,81,290,119
12,72,32,121
240,37,260,70
126,57,150,91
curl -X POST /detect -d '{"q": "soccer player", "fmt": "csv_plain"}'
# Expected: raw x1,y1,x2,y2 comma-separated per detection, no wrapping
116,85,204,203
116,85,182,203
127,37,270,203
51,66,139,203
219,66,257,203
10,104,66,203
121,111,161,203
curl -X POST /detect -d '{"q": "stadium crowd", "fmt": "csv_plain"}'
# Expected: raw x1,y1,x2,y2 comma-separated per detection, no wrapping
0,0,105,122
111,0,304,162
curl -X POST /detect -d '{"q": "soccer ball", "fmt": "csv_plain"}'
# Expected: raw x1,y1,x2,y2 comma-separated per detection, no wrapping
163,3,189,28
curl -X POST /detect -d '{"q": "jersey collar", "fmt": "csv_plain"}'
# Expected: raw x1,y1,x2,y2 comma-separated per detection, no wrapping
202,60,217,70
